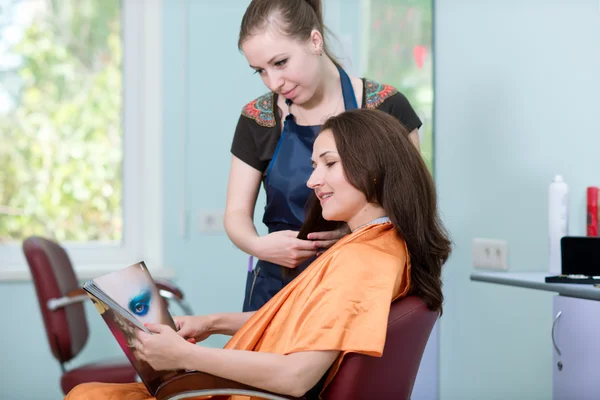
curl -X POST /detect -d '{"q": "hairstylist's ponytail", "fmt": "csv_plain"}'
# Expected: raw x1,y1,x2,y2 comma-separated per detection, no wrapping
304,0,324,32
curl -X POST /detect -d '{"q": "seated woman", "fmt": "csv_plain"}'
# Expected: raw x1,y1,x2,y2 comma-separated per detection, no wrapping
65,109,451,400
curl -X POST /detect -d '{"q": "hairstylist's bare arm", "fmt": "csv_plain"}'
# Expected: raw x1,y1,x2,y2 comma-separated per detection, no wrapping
224,156,317,268
408,128,421,150
224,156,263,255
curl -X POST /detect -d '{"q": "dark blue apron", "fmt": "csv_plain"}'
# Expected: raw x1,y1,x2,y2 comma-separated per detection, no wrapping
243,67,358,312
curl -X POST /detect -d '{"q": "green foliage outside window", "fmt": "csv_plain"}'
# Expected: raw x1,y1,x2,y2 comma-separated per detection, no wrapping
0,0,122,242
364,0,434,172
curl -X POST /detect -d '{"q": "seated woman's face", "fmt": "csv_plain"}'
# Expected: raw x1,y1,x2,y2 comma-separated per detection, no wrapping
307,130,369,230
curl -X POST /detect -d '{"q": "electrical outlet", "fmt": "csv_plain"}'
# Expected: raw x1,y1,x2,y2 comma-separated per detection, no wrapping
472,238,508,270
198,210,225,233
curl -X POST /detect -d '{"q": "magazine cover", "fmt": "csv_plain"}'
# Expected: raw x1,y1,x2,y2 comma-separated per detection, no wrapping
83,262,182,394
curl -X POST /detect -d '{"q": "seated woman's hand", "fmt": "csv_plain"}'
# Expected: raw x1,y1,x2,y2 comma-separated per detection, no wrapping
135,323,191,371
256,230,318,268
174,315,213,343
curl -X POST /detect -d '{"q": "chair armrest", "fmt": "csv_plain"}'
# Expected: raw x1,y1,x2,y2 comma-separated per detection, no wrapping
155,279,184,299
155,371,303,400
155,279,194,316
47,288,89,311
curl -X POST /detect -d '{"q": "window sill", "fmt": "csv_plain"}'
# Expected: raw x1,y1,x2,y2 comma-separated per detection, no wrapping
0,264,176,282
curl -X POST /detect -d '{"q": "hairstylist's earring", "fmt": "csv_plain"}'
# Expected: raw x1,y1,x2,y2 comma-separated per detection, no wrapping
373,177,377,184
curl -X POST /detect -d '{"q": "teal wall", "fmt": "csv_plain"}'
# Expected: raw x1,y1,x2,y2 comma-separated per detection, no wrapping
436,0,600,399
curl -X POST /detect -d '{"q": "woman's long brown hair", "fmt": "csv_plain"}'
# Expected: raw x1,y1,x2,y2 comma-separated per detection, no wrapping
279,195,344,281
299,109,452,313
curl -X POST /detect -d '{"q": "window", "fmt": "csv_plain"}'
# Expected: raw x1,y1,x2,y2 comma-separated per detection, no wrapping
0,0,164,280
361,0,434,172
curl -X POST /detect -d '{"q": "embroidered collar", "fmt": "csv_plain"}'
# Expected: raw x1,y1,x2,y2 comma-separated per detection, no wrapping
352,216,392,232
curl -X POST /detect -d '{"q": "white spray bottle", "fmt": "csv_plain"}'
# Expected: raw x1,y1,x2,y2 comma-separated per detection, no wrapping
548,175,569,275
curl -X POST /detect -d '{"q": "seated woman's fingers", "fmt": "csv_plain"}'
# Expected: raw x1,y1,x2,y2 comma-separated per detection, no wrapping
173,317,184,329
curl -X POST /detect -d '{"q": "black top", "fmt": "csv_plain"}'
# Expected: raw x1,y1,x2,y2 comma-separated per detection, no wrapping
231,78,422,172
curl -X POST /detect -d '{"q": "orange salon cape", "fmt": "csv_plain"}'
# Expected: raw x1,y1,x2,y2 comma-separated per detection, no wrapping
65,222,411,400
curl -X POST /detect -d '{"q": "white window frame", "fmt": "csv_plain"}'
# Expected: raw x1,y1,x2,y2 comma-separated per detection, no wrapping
359,0,372,77
0,0,169,281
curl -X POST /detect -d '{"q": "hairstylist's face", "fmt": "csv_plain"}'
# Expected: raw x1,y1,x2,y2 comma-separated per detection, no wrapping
307,130,371,231
241,29,321,105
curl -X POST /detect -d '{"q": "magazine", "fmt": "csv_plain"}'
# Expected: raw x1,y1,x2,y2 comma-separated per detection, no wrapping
83,261,184,394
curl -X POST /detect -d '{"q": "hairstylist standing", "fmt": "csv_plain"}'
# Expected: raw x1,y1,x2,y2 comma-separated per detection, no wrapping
225,0,423,311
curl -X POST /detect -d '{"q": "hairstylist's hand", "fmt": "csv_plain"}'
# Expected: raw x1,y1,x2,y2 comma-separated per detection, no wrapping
174,316,213,343
308,225,351,256
256,230,318,268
